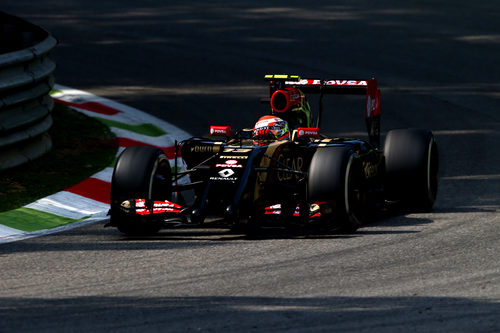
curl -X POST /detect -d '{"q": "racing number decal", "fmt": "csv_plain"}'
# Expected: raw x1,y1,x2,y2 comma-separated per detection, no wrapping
223,148,252,153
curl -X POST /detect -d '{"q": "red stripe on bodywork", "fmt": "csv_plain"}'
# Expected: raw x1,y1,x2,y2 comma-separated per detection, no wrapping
66,178,111,204
118,137,180,159
54,98,122,116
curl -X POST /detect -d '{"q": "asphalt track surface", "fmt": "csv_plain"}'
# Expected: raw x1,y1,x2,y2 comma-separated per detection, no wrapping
2,1,500,332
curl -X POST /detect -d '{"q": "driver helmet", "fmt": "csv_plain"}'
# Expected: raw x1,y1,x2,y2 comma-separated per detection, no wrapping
253,115,290,141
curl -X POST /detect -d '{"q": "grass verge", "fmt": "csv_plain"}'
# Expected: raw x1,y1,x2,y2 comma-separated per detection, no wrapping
0,104,118,212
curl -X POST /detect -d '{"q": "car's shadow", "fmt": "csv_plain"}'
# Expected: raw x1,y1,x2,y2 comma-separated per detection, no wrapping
121,211,438,242
119,201,494,242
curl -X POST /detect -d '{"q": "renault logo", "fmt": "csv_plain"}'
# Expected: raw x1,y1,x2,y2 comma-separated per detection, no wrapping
218,169,235,178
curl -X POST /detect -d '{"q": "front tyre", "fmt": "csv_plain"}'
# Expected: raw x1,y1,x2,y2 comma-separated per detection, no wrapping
384,129,439,212
308,147,365,233
110,146,172,235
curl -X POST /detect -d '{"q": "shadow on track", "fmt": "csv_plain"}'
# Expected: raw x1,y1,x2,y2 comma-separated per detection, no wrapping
0,295,498,332
0,213,433,254
119,210,437,241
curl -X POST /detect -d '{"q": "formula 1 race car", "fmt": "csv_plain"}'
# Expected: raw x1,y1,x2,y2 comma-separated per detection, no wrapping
108,74,439,235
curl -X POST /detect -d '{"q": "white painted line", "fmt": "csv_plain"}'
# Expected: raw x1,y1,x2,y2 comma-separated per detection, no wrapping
91,167,114,183
0,216,108,245
113,127,177,147
0,224,24,238
25,191,109,220
53,84,191,140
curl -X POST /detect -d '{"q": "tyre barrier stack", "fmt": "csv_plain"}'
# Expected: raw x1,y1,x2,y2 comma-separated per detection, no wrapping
0,12,57,170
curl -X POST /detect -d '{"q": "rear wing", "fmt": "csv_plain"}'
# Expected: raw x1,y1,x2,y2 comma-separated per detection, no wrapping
265,75,381,148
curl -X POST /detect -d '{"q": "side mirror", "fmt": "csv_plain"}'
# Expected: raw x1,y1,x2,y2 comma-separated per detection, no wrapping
295,127,320,139
210,126,231,137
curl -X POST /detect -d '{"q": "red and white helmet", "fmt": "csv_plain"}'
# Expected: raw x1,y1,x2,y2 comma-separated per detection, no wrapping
253,115,290,141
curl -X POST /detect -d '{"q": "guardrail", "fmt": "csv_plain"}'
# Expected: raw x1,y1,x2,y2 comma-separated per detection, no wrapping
0,11,57,170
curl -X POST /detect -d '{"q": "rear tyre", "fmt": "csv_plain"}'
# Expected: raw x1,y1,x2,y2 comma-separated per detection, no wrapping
384,129,439,212
308,147,365,233
110,146,172,235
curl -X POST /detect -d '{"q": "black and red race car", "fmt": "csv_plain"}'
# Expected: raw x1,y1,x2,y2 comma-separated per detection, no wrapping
108,74,439,235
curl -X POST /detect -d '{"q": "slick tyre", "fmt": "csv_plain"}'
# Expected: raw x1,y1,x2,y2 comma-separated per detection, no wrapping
110,146,172,235
308,147,365,233
384,129,439,212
